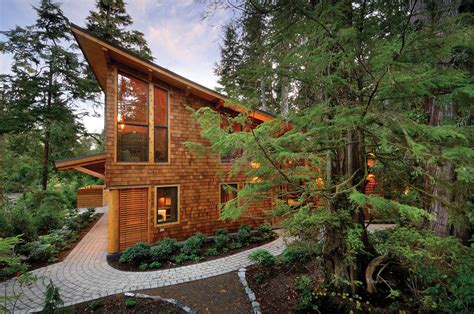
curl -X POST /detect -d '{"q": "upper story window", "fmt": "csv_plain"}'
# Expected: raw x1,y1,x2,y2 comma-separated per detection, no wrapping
154,87,168,162
117,72,149,162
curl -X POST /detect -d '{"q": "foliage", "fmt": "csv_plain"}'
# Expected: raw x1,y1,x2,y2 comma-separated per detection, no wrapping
214,228,230,250
375,227,474,312
236,224,251,246
119,242,151,265
124,297,136,308
0,203,37,241
295,275,318,311
89,299,102,311
138,263,148,271
86,0,153,60
42,279,63,314
148,261,161,269
151,238,177,261
0,236,26,279
253,272,264,284
281,242,315,264
256,222,273,240
22,241,59,263
206,247,218,256
173,253,200,264
180,232,206,256
248,249,276,267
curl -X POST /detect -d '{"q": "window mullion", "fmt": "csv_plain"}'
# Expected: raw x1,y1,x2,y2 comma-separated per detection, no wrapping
149,82,154,163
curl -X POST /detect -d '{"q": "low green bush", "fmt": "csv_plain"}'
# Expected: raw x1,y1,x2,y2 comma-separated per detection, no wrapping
181,232,206,256
248,249,276,267
0,204,37,241
23,241,58,262
237,224,251,245
282,243,313,264
214,228,230,250
149,261,161,269
119,242,152,264
124,297,136,308
151,238,177,261
229,242,243,250
89,299,102,311
34,205,66,235
253,272,264,284
39,229,77,251
206,248,218,256
138,263,148,271
250,236,263,243
173,253,200,264
257,222,273,239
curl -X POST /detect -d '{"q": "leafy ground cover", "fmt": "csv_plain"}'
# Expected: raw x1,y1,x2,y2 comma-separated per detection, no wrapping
108,223,276,272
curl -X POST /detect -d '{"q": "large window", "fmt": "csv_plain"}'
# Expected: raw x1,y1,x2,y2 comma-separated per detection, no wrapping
154,87,168,162
155,186,179,225
117,72,149,162
220,183,238,205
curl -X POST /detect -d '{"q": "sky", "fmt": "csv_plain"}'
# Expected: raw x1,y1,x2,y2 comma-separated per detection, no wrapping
0,0,233,133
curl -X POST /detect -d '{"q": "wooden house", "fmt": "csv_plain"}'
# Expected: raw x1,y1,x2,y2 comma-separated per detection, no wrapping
56,24,275,253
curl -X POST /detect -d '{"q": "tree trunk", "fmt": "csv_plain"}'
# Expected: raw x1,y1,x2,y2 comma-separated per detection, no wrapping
41,128,50,190
280,76,289,116
260,77,267,111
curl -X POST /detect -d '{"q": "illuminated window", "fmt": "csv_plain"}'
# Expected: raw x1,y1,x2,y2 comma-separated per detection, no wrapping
156,186,179,225
154,87,168,162
220,183,238,205
117,72,149,162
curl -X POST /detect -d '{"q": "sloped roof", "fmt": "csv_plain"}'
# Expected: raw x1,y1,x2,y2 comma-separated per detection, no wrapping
70,23,274,122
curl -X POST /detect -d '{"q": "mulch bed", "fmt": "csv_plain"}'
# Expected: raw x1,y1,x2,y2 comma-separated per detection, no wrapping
246,259,324,313
107,236,276,272
57,293,184,313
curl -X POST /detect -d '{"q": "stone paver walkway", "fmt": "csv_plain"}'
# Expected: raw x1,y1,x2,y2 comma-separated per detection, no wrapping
0,208,286,313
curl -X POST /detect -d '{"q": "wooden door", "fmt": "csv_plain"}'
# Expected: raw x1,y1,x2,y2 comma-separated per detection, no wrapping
119,188,148,250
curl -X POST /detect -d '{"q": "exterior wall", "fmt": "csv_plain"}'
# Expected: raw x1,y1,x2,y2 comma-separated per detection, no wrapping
104,64,273,251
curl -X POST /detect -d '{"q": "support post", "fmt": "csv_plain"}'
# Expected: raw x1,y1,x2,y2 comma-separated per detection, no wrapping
108,189,119,253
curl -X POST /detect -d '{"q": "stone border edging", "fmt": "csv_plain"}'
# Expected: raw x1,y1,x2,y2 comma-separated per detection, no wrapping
238,268,261,314
124,292,197,314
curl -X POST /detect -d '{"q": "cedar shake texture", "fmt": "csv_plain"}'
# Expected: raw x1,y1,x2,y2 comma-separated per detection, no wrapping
104,65,273,244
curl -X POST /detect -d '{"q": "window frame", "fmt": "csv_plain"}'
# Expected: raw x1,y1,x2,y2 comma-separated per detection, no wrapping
154,185,180,227
153,85,170,163
219,182,240,208
114,66,171,164
116,70,150,163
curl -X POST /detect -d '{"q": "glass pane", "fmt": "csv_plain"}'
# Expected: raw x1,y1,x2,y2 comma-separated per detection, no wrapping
220,184,238,204
154,127,168,162
118,73,148,124
156,187,178,224
117,125,149,162
154,87,167,126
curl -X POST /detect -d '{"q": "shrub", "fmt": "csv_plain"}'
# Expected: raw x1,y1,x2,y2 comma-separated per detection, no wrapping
214,228,230,250
295,275,317,311
229,242,243,250
237,224,251,245
282,243,313,264
138,263,148,271
149,261,161,269
181,232,206,256
173,253,200,264
34,206,66,235
0,236,26,279
89,299,102,311
0,204,37,241
42,279,63,313
151,238,177,261
39,229,77,251
119,242,151,264
250,236,263,243
23,241,58,263
257,222,273,239
206,248,218,256
124,297,136,308
253,272,264,284
248,249,276,267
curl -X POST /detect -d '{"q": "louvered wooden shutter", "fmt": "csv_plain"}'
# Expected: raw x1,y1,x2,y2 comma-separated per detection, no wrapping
119,188,148,250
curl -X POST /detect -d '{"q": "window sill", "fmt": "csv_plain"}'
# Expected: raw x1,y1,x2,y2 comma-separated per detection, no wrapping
154,221,180,228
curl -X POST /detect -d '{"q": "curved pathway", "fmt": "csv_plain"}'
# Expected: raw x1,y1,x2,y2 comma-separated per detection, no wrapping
1,209,286,313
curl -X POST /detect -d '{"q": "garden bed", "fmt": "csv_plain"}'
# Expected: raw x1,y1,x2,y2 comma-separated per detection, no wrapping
108,223,276,272
57,293,185,313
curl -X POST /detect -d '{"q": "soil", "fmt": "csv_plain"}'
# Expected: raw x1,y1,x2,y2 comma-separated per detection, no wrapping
57,293,184,313
107,235,276,272
246,259,325,313
141,271,251,314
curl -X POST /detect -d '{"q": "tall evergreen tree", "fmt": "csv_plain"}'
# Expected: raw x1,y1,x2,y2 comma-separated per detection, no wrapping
1,0,97,190
86,0,153,61
199,0,473,299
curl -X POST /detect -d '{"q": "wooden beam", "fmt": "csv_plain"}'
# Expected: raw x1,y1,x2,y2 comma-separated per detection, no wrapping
185,86,191,97
73,166,105,180
215,99,225,110
108,189,119,253
102,47,110,64
148,69,153,81
149,82,154,163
